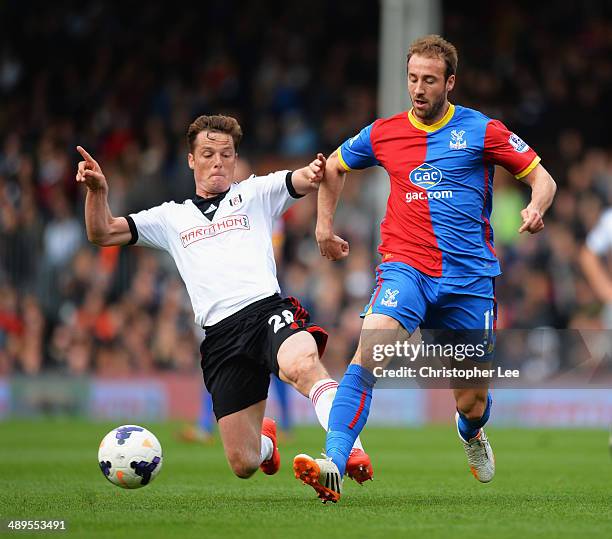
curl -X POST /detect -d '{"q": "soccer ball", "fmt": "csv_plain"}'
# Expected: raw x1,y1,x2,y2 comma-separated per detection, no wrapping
98,425,163,489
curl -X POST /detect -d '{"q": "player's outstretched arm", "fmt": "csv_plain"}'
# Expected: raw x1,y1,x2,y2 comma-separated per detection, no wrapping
315,150,349,261
76,146,132,246
517,164,557,234
290,153,327,196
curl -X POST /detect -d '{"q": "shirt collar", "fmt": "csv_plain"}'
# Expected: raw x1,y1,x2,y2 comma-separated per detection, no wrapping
192,189,230,220
407,103,455,132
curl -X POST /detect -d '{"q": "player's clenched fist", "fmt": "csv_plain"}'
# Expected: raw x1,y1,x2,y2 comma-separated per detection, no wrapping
518,204,545,234
306,153,326,184
75,146,107,192
315,228,349,261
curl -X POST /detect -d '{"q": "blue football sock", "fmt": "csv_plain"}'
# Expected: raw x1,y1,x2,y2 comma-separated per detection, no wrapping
272,376,292,432
457,392,492,442
198,391,215,435
325,364,377,476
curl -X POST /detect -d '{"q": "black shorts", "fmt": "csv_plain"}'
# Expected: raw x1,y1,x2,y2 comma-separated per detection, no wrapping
199,294,328,420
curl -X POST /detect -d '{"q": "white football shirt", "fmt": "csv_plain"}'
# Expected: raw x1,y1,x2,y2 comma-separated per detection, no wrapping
128,170,300,327
586,208,612,256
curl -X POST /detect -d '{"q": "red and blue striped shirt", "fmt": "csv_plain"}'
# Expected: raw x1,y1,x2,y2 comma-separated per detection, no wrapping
338,104,540,277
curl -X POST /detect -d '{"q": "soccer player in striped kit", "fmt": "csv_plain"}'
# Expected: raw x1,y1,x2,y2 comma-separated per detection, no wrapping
294,35,557,502
76,115,372,484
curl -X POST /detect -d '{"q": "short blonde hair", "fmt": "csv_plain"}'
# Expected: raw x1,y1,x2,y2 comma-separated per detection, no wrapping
407,35,458,79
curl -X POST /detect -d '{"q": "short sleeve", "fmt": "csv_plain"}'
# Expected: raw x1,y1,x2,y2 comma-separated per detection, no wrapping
247,170,295,220
586,209,612,255
484,120,541,179
129,203,172,250
337,123,379,171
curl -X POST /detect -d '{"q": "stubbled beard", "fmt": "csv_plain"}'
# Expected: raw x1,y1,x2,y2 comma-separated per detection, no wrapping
414,94,446,121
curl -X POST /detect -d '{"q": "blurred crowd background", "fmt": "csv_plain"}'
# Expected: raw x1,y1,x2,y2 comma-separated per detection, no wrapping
1,1,611,378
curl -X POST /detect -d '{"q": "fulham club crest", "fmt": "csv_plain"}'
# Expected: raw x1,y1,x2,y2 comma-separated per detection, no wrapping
229,194,243,207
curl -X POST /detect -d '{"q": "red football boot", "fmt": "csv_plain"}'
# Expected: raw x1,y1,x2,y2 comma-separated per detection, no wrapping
345,448,373,484
259,417,280,475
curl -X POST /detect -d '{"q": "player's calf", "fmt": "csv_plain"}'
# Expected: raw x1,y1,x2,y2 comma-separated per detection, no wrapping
218,401,272,479
454,389,491,440
455,389,489,423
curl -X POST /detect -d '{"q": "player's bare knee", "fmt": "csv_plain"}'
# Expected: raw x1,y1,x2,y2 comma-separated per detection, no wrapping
225,445,260,479
351,315,406,371
227,452,259,479
457,395,487,421
232,465,257,479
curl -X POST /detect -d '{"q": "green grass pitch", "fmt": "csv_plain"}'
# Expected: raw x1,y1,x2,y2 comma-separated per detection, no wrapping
0,420,611,538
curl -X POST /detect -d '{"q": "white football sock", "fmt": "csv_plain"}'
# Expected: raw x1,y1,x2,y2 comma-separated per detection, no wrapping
260,434,273,464
309,378,364,451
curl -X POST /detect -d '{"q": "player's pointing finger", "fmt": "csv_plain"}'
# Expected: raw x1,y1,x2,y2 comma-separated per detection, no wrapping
76,145,95,163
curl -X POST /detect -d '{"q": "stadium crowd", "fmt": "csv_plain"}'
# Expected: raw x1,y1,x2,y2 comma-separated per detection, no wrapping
0,1,610,377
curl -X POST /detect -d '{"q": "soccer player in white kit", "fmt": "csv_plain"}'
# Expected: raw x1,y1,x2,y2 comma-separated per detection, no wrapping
580,207,612,329
579,207,612,448
75,115,372,484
